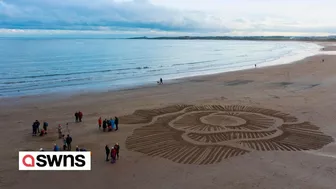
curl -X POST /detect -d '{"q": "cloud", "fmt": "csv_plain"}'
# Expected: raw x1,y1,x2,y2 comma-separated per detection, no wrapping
0,0,336,36
0,0,230,33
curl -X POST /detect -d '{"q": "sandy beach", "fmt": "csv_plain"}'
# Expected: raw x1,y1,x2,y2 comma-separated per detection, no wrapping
2,43,336,189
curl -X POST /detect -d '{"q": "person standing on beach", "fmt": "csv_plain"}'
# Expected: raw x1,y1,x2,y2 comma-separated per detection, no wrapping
114,143,120,159
75,112,79,122
36,120,40,133
115,117,119,131
32,121,38,136
103,119,107,132
43,121,48,134
111,147,116,164
110,118,115,131
78,111,83,122
105,145,110,161
66,134,72,151
160,78,163,84
98,117,102,129
62,135,67,150
58,124,63,139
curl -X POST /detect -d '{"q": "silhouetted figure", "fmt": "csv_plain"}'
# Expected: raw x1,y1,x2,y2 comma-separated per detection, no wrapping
43,121,48,133
114,143,120,159
103,119,107,132
78,111,83,122
75,112,79,122
32,120,38,136
105,145,110,161
36,120,40,133
66,134,72,151
62,135,67,150
160,78,163,84
115,117,119,131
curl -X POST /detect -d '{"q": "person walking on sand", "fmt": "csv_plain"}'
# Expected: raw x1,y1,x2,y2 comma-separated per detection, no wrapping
78,111,83,122
160,78,163,84
111,147,116,164
66,134,72,151
105,145,110,161
114,143,120,159
115,116,119,131
75,112,79,122
98,117,102,129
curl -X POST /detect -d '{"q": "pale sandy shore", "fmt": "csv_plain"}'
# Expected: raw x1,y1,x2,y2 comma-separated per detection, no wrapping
1,44,336,189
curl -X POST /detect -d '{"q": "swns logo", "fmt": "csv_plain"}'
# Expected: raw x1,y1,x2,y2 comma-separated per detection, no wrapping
19,152,91,171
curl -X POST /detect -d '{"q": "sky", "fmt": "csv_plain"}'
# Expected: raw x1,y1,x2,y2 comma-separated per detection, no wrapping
0,0,336,37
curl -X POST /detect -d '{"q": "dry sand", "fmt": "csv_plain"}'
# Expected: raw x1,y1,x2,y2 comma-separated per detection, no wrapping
1,44,336,189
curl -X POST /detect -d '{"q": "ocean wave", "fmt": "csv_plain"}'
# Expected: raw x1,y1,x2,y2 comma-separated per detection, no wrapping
172,60,218,66
1,66,152,80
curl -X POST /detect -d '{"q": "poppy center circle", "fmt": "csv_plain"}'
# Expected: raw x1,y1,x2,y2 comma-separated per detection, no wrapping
200,114,246,127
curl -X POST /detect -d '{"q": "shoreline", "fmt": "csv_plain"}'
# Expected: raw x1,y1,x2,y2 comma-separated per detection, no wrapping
1,53,335,109
1,42,335,108
0,41,330,104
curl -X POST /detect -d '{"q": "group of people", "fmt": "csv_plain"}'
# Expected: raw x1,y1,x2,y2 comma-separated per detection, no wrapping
99,117,119,132
32,112,123,164
105,143,120,164
74,111,83,122
32,120,48,136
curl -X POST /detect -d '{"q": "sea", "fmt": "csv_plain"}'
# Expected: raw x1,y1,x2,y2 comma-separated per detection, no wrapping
0,38,322,97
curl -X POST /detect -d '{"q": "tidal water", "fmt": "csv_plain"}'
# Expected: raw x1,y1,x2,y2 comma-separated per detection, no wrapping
0,38,321,97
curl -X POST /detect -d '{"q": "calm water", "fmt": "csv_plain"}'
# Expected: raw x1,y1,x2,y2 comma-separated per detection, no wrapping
0,39,321,97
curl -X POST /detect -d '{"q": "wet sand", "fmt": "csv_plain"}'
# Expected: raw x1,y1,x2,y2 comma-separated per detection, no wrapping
1,44,336,189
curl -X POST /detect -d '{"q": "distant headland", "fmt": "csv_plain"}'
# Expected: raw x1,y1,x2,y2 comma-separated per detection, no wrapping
128,36,336,41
